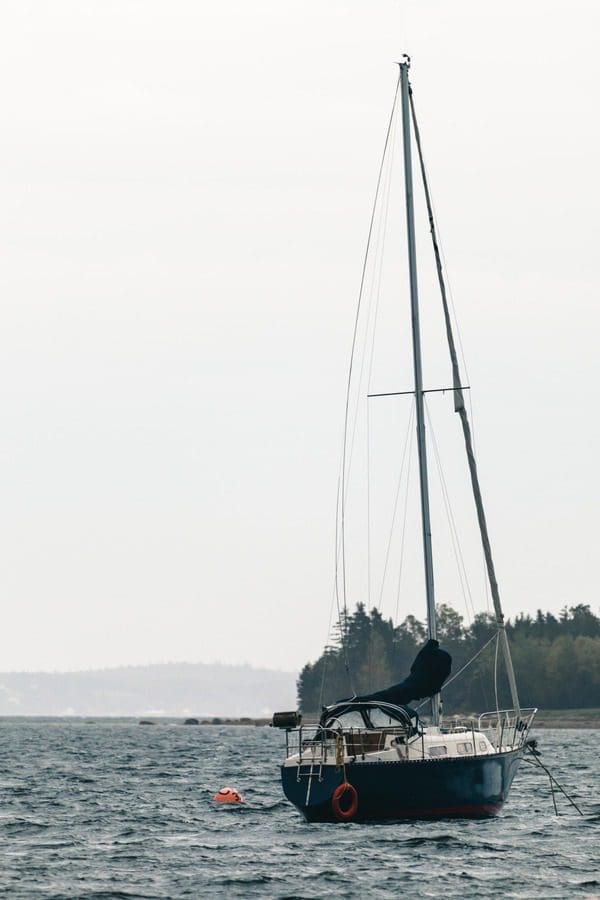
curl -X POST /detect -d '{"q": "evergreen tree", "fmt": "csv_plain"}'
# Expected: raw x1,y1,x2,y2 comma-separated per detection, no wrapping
297,602,600,713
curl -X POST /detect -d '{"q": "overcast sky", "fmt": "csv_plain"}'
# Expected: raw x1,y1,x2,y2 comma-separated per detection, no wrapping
1,1,598,673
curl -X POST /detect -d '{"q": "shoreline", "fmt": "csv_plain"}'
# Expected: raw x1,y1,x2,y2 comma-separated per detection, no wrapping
2,712,600,729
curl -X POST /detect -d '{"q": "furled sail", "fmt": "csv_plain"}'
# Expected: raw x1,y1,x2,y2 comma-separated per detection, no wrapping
348,639,452,706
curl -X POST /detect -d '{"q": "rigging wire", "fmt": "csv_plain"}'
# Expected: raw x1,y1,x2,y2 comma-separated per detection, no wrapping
377,402,415,613
408,88,491,616
494,630,501,723
393,412,414,634
320,475,354,707
366,394,371,609
444,631,499,692
407,91,472,395
424,400,476,624
412,81,523,715
413,631,498,711
366,112,399,609
336,475,354,694
336,73,401,688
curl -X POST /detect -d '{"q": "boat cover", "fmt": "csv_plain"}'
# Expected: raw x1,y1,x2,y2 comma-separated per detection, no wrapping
350,639,452,705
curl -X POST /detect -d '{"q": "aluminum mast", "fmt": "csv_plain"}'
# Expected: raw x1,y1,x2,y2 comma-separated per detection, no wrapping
399,58,440,726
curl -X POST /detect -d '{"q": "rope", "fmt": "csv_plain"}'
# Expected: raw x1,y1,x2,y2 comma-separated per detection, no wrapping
523,745,583,816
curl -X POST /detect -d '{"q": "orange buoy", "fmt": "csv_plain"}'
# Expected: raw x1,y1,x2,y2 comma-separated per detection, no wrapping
213,786,243,803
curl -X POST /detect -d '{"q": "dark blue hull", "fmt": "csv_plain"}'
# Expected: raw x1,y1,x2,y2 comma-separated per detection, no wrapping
281,749,523,822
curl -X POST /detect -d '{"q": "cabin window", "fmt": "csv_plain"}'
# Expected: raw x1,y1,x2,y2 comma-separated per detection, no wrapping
428,745,447,758
479,741,488,752
456,742,474,755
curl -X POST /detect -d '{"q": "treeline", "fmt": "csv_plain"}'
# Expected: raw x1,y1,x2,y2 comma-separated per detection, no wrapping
298,603,600,714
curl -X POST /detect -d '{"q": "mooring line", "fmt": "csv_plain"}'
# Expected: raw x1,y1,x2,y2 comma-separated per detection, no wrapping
524,741,583,816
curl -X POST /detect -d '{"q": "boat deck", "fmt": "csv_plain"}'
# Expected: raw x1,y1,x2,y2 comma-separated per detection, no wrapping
282,708,537,769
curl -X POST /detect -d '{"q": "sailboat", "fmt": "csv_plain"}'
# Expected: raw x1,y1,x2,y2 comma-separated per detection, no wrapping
273,57,536,822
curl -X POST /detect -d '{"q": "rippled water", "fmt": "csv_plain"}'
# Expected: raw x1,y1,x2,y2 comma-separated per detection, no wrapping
1,720,599,898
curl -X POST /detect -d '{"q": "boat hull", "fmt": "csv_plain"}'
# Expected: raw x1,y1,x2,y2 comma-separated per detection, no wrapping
281,749,523,822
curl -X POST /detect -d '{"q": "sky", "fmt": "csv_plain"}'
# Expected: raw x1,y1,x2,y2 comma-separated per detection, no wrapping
1,0,598,673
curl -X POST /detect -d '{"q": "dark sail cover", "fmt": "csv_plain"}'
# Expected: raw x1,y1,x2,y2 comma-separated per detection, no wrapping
351,639,452,706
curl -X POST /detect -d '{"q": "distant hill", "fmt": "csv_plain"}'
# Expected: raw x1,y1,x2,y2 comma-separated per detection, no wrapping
0,663,297,717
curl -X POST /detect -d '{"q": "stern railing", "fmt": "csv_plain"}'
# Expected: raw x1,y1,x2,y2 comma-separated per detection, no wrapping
477,707,537,752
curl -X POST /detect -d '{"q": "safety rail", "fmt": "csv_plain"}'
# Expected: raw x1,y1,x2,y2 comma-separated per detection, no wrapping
438,708,535,752
284,724,411,765
477,707,537,752
282,708,537,764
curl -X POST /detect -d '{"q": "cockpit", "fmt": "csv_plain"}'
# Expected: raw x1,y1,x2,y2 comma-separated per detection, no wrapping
319,700,420,736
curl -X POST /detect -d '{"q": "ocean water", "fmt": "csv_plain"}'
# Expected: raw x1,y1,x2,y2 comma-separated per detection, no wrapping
1,721,598,899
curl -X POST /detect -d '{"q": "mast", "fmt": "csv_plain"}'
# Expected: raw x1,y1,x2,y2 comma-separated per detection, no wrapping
399,57,440,726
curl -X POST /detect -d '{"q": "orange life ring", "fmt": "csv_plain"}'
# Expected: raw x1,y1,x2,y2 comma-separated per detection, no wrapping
331,782,358,821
